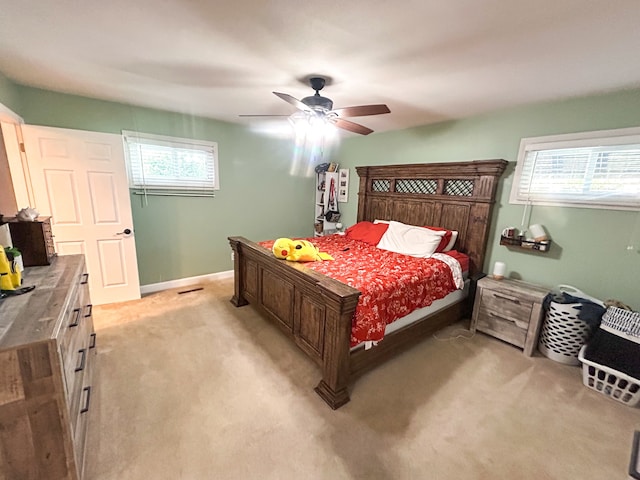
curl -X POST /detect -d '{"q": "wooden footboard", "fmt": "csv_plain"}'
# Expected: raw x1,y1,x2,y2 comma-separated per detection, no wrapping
229,236,360,409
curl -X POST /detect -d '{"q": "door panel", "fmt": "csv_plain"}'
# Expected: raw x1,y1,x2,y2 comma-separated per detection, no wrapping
22,125,140,305
44,169,81,224
97,239,127,286
87,172,119,223
56,241,85,256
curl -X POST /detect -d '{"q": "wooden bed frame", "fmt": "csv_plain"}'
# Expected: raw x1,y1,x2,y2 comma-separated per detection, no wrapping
229,159,507,409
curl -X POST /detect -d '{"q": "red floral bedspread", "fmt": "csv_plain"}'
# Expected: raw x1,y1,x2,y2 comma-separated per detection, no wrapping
259,235,464,346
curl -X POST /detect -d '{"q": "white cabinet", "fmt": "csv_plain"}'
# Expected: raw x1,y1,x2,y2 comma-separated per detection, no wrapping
314,171,339,236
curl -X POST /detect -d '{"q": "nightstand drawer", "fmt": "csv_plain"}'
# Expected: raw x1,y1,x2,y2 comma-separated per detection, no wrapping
480,288,533,325
476,306,528,347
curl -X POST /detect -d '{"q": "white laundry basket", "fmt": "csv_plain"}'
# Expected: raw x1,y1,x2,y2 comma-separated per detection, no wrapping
578,307,640,407
537,285,604,366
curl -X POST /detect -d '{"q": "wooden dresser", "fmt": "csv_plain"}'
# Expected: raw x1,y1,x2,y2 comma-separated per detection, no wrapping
0,255,96,480
471,276,549,356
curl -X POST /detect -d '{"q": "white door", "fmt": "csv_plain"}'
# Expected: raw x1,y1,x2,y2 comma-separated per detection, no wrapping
21,125,140,305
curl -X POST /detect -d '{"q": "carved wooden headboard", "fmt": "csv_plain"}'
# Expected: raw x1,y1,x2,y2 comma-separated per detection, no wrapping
355,160,508,275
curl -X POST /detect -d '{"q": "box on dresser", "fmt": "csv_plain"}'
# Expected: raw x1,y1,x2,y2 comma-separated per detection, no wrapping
0,255,96,480
6,216,56,266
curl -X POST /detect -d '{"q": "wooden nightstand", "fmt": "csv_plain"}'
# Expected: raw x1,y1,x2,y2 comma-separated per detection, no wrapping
471,276,549,356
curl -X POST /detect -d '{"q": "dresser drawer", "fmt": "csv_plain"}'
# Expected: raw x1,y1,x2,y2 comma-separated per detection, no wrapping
73,349,95,480
60,275,93,408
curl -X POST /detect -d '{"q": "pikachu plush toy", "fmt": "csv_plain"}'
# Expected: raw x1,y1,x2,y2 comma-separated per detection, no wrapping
272,238,333,262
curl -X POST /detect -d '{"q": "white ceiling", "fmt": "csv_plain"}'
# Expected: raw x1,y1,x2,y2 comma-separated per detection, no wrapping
1,0,639,135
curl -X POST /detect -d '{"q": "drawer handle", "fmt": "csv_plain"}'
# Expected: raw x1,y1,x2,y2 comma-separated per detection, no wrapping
80,386,91,413
69,308,81,328
489,312,528,329
81,273,89,284
89,332,97,349
75,348,87,372
489,311,512,322
492,292,520,304
84,304,93,318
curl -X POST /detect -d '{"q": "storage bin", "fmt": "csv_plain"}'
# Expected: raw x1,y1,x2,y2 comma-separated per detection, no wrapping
537,285,604,365
579,345,640,407
601,307,640,339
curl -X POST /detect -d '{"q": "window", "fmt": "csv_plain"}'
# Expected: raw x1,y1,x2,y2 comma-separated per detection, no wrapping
122,131,219,195
510,127,640,210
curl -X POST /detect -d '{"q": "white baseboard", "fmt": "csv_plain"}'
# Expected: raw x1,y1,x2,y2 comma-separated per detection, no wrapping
140,270,234,295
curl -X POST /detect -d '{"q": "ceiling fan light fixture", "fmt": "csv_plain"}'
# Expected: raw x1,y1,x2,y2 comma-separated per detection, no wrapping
243,75,390,136
289,111,338,142
301,95,333,110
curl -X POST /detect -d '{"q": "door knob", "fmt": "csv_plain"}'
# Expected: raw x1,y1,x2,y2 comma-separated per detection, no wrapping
116,228,132,235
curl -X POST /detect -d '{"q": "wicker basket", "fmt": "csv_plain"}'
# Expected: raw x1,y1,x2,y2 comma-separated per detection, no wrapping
601,307,640,339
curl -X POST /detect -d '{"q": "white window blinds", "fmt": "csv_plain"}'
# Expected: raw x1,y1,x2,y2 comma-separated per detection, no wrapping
510,128,640,210
122,131,219,193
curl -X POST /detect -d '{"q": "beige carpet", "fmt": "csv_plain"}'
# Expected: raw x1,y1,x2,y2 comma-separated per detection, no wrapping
85,278,638,480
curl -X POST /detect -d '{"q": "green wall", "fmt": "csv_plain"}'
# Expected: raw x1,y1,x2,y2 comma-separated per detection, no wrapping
335,88,640,309
0,73,21,115
12,87,317,285
3,82,639,308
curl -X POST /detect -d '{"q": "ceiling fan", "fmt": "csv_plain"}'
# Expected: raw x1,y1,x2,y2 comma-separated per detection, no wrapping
240,76,390,135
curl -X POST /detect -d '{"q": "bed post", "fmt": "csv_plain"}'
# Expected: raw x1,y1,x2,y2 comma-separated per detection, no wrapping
228,237,248,307
356,166,371,223
314,287,360,409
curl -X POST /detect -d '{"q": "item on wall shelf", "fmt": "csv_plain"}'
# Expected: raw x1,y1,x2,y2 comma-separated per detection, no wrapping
324,177,341,223
492,261,506,280
337,168,349,203
529,224,548,242
315,163,330,174
501,226,518,239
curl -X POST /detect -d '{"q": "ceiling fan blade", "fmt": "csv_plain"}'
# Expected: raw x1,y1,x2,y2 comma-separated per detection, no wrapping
331,118,374,135
273,92,314,113
331,104,390,117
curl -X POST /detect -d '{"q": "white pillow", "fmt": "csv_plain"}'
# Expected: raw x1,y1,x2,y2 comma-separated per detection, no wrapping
376,221,445,258
377,220,459,252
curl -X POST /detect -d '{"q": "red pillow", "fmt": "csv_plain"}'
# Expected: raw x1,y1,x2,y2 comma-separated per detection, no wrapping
423,226,453,252
345,221,389,245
